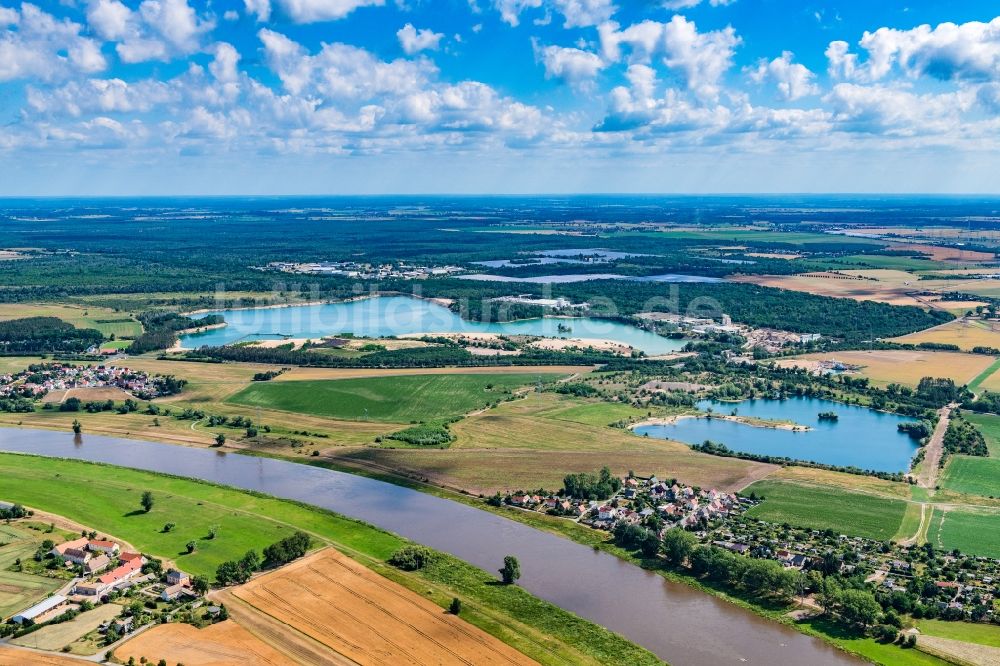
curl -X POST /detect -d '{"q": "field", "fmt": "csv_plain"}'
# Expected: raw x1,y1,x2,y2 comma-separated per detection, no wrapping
11,603,121,652
965,412,1000,456
776,349,996,387
0,303,141,338
742,480,907,540
0,453,658,665
113,621,296,666
228,373,563,423
892,318,1000,353
0,646,82,665
927,507,1000,558
317,392,776,495
940,456,1000,498
232,548,537,666
0,524,65,620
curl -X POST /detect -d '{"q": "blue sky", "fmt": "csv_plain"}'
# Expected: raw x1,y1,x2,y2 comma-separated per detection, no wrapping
2,0,1000,194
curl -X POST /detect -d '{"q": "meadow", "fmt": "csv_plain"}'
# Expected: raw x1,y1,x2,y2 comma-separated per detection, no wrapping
939,456,1000,498
742,480,907,540
0,523,67,619
228,373,560,423
927,508,1000,558
777,349,995,388
0,453,657,666
0,303,141,338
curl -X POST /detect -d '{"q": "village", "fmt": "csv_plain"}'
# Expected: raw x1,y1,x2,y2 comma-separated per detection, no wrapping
0,363,185,402
1,513,213,655
495,474,1000,625
263,260,466,279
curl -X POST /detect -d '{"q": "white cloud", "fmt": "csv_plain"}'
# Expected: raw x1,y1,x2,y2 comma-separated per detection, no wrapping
223,10,239,20
598,17,739,99
535,42,605,87
244,0,271,21
397,23,444,55
493,0,541,27
749,51,818,100
829,17,1000,83
0,4,106,83
824,83,973,135
275,0,384,23
662,0,734,9
550,0,615,28
86,0,130,40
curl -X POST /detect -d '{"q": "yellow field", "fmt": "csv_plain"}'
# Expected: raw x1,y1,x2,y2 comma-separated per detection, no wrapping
231,548,538,666
0,303,141,338
114,621,295,666
776,350,996,387
274,365,594,382
0,646,82,665
11,603,121,652
892,318,1000,352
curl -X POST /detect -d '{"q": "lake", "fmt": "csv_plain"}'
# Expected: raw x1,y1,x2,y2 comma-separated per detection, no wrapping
180,295,687,355
634,396,921,472
0,427,859,666
457,273,723,283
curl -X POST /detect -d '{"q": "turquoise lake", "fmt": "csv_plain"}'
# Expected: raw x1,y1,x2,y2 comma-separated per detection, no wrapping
180,295,687,355
634,397,921,472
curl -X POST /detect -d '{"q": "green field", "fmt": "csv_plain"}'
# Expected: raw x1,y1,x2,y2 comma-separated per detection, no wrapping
927,507,1000,558
799,618,950,666
229,374,557,423
940,456,1000,498
0,523,67,620
743,480,906,540
917,619,1000,647
966,412,1000,456
0,453,657,666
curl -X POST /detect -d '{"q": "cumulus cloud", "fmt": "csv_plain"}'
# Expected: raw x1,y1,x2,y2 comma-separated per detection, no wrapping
88,0,215,64
397,23,444,55
748,51,818,100
824,83,973,135
828,17,1000,83
0,4,106,83
276,0,384,23
492,0,613,28
662,0,734,9
244,0,271,21
535,42,605,87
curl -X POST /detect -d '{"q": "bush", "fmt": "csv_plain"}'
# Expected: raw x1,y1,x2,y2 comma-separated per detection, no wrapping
388,546,436,571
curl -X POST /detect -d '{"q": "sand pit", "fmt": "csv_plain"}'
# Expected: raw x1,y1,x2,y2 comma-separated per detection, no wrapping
232,548,538,666
113,620,295,666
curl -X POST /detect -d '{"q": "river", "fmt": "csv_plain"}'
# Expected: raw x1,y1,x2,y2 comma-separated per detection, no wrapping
0,427,859,665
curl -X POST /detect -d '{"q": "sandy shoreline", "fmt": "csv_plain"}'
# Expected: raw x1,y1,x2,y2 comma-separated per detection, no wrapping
631,413,811,432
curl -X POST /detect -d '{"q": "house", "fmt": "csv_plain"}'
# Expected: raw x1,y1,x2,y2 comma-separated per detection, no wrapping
597,505,617,521
573,505,589,517
73,581,108,597
85,554,111,574
88,540,119,555
119,551,144,564
62,547,92,566
510,494,529,506
112,616,134,633
160,583,193,602
166,570,190,586
98,558,143,590
51,537,89,559
13,595,67,624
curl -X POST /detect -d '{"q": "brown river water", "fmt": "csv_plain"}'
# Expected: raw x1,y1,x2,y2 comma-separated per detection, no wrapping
0,428,860,665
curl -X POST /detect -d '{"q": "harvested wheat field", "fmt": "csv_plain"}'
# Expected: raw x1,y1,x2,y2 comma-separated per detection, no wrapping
0,646,81,665
776,350,996,387
917,634,1000,665
892,318,1000,352
41,386,133,404
113,620,295,666
232,548,537,666
730,272,929,306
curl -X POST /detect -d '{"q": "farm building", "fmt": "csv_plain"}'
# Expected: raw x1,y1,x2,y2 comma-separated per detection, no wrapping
13,595,67,624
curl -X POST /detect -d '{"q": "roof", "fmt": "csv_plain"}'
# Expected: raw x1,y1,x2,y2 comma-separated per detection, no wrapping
88,540,117,549
54,537,88,554
16,595,66,620
119,551,143,562
98,558,142,585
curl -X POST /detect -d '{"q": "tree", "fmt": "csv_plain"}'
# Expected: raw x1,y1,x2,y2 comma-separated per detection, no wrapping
837,589,881,628
186,541,196,554
449,597,462,615
162,523,175,533
499,555,520,584
140,491,154,513
214,433,226,447
661,529,697,565
71,419,82,434
191,576,209,594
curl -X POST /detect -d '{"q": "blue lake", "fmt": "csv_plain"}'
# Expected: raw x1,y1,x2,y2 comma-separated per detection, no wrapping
180,295,687,355
634,397,921,472
457,273,723,283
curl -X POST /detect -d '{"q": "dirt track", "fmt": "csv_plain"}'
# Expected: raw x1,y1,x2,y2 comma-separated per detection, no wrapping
916,404,953,489
232,548,538,666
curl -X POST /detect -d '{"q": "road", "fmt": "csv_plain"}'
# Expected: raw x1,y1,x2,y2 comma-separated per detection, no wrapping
916,403,955,489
